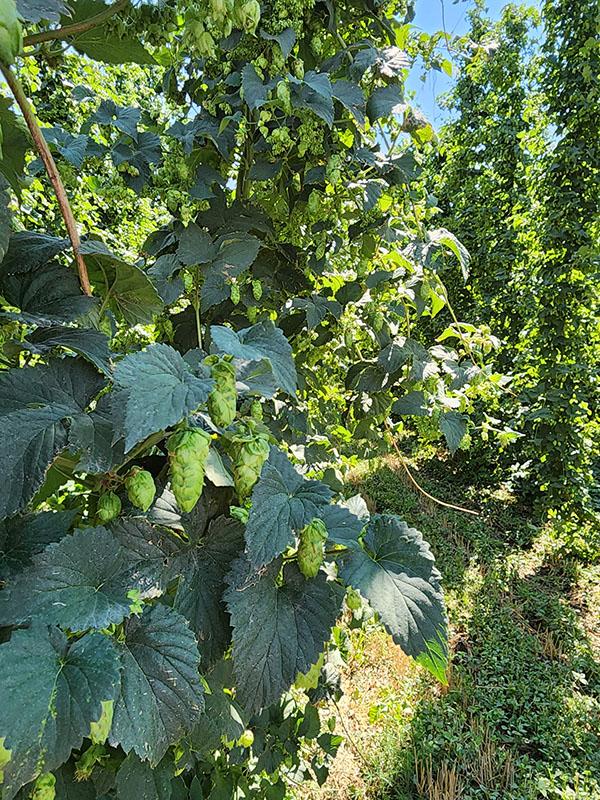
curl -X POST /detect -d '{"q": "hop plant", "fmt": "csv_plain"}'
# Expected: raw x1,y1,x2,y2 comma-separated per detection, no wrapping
297,518,328,578
168,428,212,512
125,468,156,512
0,0,22,65
97,491,122,523
229,423,270,499
206,355,237,428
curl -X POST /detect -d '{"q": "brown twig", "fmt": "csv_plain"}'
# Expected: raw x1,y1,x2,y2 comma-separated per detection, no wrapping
23,0,129,47
385,421,480,516
1,64,92,295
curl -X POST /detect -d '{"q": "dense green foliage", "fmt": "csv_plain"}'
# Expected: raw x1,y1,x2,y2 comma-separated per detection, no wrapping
0,0,505,797
433,0,599,525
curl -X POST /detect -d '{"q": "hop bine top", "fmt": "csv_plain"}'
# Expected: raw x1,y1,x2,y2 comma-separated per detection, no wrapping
168,428,212,513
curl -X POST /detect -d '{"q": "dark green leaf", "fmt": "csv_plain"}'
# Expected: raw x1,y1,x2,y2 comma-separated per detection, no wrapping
332,80,366,125
82,241,163,325
112,343,214,452
72,0,155,65
259,27,296,59
176,224,215,266
291,72,334,127
210,320,297,396
16,326,112,376
110,604,204,764
0,231,67,276
318,503,364,548
0,626,119,799
0,100,30,192
0,259,97,325
92,100,141,139
366,84,405,122
1,527,149,630
44,127,89,168
339,515,448,682
245,448,332,567
440,411,468,453
225,558,343,711
173,516,244,668
116,754,173,800
77,394,125,474
241,64,272,111
0,358,104,518
0,509,76,580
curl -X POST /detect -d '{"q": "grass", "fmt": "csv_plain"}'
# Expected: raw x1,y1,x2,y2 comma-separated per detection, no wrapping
303,454,600,800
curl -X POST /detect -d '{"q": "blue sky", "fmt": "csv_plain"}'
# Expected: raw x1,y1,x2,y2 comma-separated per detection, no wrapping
405,0,537,125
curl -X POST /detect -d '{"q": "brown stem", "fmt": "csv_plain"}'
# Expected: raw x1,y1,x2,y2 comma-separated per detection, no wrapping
23,0,129,47
384,421,480,516
1,64,92,295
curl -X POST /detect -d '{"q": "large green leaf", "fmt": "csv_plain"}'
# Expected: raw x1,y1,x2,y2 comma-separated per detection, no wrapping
241,64,273,111
210,320,297,396
317,503,365,548
116,754,173,800
110,516,180,591
0,231,68,276
112,344,214,452
0,358,104,519
91,100,141,139
0,259,97,325
71,0,154,64
0,527,149,630
0,100,30,192
339,515,448,682
200,232,261,309
291,71,334,127
225,558,343,711
440,411,468,453
173,516,244,668
82,242,162,325
109,604,205,764
366,84,405,122
0,626,119,799
245,448,332,567
15,326,112,376
0,509,76,580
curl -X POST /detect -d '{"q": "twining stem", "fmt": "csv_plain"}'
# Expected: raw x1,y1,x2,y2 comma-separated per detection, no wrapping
23,0,130,46
0,64,92,295
384,420,480,516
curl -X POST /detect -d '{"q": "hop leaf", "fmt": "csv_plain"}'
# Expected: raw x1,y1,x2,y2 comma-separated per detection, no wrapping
168,428,212,512
206,355,237,428
0,0,22,66
125,468,156,512
297,518,327,578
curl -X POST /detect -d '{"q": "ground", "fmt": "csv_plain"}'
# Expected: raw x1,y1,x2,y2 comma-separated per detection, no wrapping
297,455,600,800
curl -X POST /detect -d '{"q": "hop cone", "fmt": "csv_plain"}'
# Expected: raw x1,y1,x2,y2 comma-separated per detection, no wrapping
297,518,328,579
168,428,211,512
125,468,156,512
233,433,270,500
97,491,122,523
206,355,237,428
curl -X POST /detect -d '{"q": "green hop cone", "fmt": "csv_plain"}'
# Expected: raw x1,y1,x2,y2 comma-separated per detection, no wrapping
0,0,22,66
206,355,237,428
31,773,56,800
237,729,254,748
168,428,211,512
233,433,270,500
345,588,362,612
251,278,263,301
250,400,263,422
97,491,121,523
75,744,108,782
125,468,156,512
372,311,384,332
297,518,328,579
230,282,241,305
